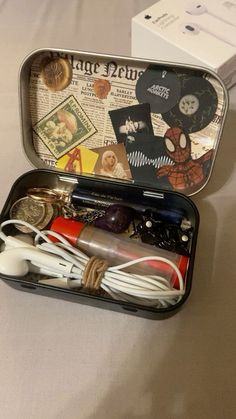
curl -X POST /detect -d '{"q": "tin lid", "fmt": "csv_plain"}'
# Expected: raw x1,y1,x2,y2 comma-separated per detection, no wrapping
19,48,228,196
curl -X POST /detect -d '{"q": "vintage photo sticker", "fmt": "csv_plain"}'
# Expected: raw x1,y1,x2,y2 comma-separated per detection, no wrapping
109,103,154,144
92,143,132,181
33,95,97,159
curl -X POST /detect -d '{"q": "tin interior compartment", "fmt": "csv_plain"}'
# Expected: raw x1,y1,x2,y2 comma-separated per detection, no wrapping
0,48,227,318
0,169,199,319
19,48,228,197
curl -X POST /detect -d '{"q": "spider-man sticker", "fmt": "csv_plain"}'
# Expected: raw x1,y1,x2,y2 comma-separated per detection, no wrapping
156,127,213,194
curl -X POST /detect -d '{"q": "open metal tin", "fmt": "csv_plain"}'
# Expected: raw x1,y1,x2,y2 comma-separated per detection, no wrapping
0,48,228,319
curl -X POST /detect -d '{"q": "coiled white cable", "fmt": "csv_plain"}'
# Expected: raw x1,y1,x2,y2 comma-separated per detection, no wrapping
0,219,185,308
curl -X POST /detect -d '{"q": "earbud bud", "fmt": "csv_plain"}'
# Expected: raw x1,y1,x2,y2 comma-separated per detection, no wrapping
185,1,236,27
181,22,236,47
0,248,30,276
186,2,207,15
181,22,200,35
0,246,81,278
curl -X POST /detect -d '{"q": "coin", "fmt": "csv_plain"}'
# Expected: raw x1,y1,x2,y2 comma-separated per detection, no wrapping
36,202,55,230
10,197,47,233
51,203,63,219
40,57,72,91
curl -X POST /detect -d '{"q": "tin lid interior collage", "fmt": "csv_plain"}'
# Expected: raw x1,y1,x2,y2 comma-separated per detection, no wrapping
20,49,228,196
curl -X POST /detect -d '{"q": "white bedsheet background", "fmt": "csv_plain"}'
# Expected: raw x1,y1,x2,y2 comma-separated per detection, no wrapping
0,1,236,419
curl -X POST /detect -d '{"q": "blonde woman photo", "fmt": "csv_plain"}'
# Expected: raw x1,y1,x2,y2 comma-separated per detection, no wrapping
100,149,128,179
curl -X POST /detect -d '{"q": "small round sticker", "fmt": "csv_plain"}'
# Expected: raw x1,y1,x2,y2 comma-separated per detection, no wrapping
93,79,111,99
179,94,199,116
40,56,72,92
135,66,181,114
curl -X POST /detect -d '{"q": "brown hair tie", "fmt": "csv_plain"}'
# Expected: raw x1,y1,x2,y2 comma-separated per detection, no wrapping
82,256,109,293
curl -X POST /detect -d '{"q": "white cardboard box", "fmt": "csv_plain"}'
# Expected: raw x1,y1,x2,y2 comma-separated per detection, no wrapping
131,0,236,88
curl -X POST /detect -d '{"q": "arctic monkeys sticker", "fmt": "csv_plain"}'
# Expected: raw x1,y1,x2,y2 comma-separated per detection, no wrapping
135,65,181,114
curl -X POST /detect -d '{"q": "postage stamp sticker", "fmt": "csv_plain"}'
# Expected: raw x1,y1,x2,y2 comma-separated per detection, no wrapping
33,95,97,159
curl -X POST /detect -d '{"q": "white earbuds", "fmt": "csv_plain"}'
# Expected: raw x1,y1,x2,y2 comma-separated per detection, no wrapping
185,1,236,27
0,248,29,276
0,245,83,279
181,22,236,47
0,219,185,308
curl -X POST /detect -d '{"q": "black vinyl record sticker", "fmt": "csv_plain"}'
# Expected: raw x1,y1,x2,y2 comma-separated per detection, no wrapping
162,74,218,133
135,66,181,114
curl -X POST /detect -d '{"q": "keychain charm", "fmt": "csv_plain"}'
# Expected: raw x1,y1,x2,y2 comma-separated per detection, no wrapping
26,187,104,223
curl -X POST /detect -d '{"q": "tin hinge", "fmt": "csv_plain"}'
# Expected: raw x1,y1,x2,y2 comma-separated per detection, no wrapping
143,191,164,199
58,175,79,184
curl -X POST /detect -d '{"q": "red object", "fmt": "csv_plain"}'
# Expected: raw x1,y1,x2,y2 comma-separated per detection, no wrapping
64,148,82,173
174,255,189,289
50,216,85,246
50,216,189,289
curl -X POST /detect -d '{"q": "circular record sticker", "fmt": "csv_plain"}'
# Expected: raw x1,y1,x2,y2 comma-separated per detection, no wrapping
135,65,181,114
162,74,218,133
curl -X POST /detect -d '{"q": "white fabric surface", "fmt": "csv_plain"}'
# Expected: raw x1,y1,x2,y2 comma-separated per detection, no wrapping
0,1,236,418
